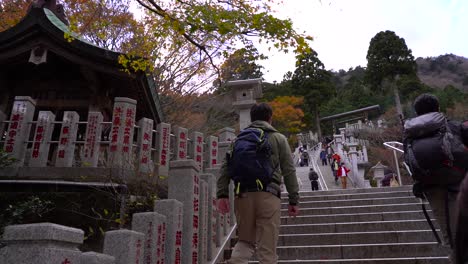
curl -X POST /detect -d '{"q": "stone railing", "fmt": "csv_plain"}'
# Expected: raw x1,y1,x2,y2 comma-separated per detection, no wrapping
0,96,233,182
330,128,371,188
0,96,239,264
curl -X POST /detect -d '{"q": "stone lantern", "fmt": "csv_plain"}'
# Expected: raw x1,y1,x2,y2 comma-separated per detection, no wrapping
226,79,262,130
371,161,388,187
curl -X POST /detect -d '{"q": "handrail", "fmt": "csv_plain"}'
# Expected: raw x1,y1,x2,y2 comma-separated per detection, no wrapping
210,223,237,264
383,141,404,153
383,141,404,186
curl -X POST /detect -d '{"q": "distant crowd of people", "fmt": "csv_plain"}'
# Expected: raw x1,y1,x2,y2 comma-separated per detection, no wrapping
319,145,349,189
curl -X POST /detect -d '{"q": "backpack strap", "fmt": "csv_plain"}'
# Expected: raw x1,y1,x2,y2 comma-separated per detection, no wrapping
421,193,442,244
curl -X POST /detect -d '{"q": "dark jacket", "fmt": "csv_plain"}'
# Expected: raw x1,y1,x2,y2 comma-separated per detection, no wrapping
319,150,326,160
309,170,318,181
456,172,468,264
217,121,299,205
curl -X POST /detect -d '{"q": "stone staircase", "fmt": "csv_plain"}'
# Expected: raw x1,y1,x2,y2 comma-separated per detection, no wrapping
221,186,450,263
272,186,450,263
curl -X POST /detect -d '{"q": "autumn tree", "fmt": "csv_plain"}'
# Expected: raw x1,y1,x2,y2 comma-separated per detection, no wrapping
291,50,335,138
269,96,305,136
0,0,29,32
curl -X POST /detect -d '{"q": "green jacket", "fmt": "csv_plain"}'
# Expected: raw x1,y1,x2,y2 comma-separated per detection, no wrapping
216,121,300,205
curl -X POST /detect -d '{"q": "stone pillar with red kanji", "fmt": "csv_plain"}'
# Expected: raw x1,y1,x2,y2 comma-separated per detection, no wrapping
198,179,208,263
168,160,200,264
108,97,137,169
173,126,188,160
103,229,144,264
81,112,103,167
191,132,204,172
132,212,167,264
29,111,55,167
200,173,217,260
156,122,171,179
137,118,154,174
154,199,183,264
204,167,223,247
55,111,79,167
205,135,219,169
3,96,36,166
217,127,236,165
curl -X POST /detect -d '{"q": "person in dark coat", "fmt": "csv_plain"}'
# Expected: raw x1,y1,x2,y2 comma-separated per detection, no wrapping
308,168,319,191
319,149,327,166
456,174,468,264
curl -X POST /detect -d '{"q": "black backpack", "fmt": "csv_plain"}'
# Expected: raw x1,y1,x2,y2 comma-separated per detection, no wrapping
404,112,468,185
227,128,277,193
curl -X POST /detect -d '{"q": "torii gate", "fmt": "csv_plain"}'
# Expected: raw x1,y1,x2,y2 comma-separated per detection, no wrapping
320,105,380,135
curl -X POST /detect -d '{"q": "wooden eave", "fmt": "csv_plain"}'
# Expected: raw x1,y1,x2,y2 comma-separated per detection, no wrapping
0,7,164,123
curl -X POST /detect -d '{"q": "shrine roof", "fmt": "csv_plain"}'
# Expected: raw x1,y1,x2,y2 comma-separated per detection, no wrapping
0,6,164,123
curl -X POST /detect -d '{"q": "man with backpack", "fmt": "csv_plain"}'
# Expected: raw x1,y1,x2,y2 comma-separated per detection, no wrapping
404,94,468,263
309,167,319,191
216,103,299,264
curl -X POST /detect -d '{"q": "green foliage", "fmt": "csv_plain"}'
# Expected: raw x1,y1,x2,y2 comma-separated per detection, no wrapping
365,30,417,91
434,85,468,112
291,50,335,111
215,47,265,93
0,149,16,168
0,196,54,231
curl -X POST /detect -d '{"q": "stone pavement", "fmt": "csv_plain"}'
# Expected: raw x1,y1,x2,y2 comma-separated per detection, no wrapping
295,148,351,192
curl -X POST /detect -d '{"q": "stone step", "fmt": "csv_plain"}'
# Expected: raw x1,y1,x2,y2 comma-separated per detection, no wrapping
281,203,426,216
273,242,448,260
248,256,449,263
284,190,414,202
280,219,438,234
281,196,419,209
281,210,433,225
277,230,439,246
282,186,412,198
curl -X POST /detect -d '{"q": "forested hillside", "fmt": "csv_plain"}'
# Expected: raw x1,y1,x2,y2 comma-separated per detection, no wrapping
417,54,468,92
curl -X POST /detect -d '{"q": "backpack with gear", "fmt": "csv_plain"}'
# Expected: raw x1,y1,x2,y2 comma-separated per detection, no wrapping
403,112,468,185
227,128,278,194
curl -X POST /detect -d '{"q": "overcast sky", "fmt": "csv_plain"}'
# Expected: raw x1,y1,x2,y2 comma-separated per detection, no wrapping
257,0,468,83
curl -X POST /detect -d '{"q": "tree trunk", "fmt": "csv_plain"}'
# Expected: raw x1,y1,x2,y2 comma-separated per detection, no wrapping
315,110,322,140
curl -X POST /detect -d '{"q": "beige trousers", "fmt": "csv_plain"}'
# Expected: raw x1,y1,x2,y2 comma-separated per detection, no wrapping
340,176,347,189
228,191,281,264
425,187,457,263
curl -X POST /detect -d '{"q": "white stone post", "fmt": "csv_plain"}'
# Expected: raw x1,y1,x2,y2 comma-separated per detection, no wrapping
156,122,171,179
199,179,208,263
174,126,188,160
154,199,183,264
103,229,144,264
218,128,236,164
0,223,84,264
82,112,103,167
3,96,36,166
191,131,204,172
348,142,365,188
205,135,219,169
108,97,137,169
132,212,167,264
80,252,115,264
200,173,217,261
168,160,201,264
137,118,154,174
29,111,55,167
55,111,79,167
